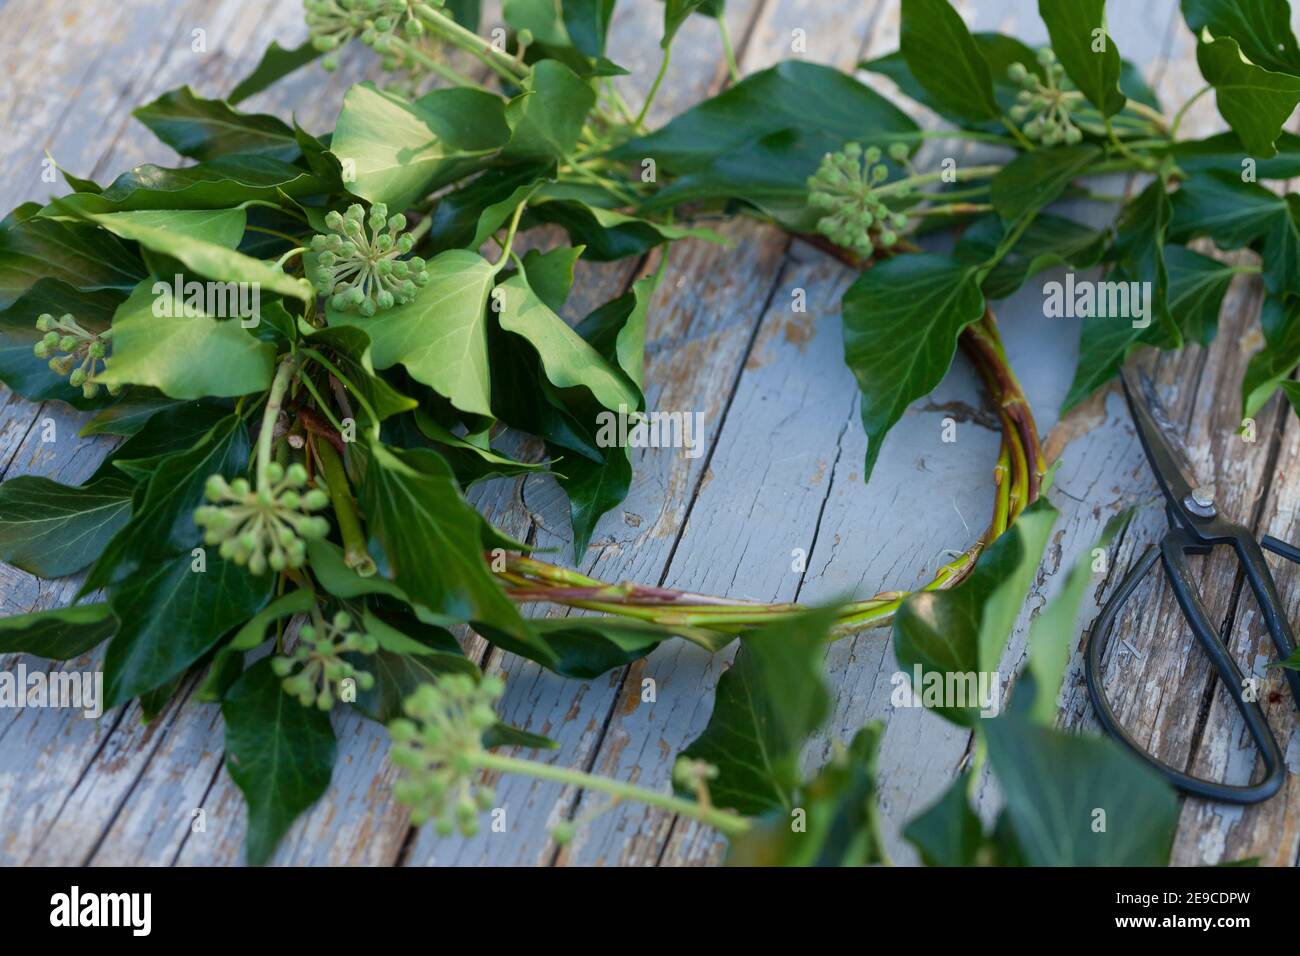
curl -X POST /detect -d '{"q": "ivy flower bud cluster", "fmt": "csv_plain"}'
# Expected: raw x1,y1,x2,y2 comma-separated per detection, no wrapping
272,611,378,710
311,203,429,316
388,674,504,837
305,0,428,71
807,142,911,259
193,462,331,574
32,313,117,400
1007,50,1084,146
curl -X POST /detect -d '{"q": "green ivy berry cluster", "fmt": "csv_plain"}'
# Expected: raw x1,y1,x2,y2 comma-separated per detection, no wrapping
807,142,910,259
389,674,504,837
272,610,378,710
311,203,429,316
32,313,117,400
1007,50,1084,146
305,0,429,71
194,463,331,574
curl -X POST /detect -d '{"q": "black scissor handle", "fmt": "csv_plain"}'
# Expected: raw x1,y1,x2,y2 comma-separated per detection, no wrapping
1085,529,1285,804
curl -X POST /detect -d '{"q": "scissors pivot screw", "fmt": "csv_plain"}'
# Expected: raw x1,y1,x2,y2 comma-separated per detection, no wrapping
1185,485,1217,518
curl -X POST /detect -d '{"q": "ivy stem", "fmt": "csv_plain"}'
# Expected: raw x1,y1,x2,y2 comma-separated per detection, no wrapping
413,4,527,84
635,47,672,127
314,438,376,577
716,14,740,85
1124,98,1169,133
1169,83,1212,140
491,200,528,271
257,355,300,493
472,751,752,837
875,164,1001,198
391,37,488,91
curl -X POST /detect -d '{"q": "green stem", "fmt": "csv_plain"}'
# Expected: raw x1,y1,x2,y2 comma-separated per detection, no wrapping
391,37,489,90
473,751,752,837
300,348,382,438
875,164,1001,198
491,200,528,271
1169,83,1212,140
999,116,1035,150
717,13,740,84
257,356,300,492
314,438,376,577
635,47,672,128
1124,98,1169,132
413,4,527,84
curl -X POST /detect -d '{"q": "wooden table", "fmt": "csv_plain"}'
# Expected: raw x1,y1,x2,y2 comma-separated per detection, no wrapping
2,0,1297,867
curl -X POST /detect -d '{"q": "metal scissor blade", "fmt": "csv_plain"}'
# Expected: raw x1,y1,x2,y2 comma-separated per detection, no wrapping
1119,366,1211,514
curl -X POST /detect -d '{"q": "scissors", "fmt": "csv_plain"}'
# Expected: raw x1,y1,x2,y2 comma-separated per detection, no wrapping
1086,367,1300,804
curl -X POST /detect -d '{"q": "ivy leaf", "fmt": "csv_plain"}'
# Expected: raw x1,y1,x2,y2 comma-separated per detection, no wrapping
133,86,300,163
1166,244,1238,345
360,441,552,665
97,401,233,479
1243,295,1300,418
892,497,1058,726
302,325,418,423
1014,509,1132,726
222,658,336,866
528,196,722,261
0,214,143,310
82,413,249,593
990,144,1101,225
725,724,887,867
899,0,999,122
329,249,496,418
347,609,481,723
564,0,616,57
80,395,184,437
1166,130,1300,179
1038,0,1126,116
1181,0,1300,76
0,603,117,659
985,714,1178,865
98,281,276,400
228,39,321,104
426,162,555,253
1196,34,1300,158
330,84,509,212
44,156,326,213
0,475,134,578
616,61,916,176
841,254,986,482
902,771,984,866
662,0,711,47
1171,170,1289,247
677,605,839,816
0,280,124,408
196,589,317,702
503,61,597,161
103,550,274,709
955,212,1106,300
1112,176,1178,347
495,272,640,413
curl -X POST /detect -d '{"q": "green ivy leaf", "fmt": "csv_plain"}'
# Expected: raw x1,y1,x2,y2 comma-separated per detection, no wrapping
302,325,418,423
564,0,616,57
955,212,1106,300
1181,0,1300,76
990,144,1101,225
503,61,597,161
1165,130,1300,179
528,195,722,261
1166,244,1238,345
228,39,322,105
1038,0,1126,116
0,603,117,659
103,550,273,709
98,281,277,400
899,0,999,122
1112,176,1178,347
985,714,1178,865
616,61,917,175
841,254,986,482
892,497,1058,726
0,475,134,578
1243,295,1300,418
678,605,839,816
222,657,337,866
725,724,887,867
662,0,712,47
0,214,143,310
360,441,552,664
1170,170,1289,247
1196,34,1300,158
331,84,508,212
902,771,983,866
133,86,300,163
329,249,496,418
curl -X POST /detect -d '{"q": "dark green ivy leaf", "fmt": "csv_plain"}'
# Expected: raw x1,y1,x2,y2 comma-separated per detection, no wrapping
678,605,839,816
1243,295,1300,418
0,214,143,310
0,603,117,659
841,254,985,482
1196,34,1300,158
1181,0,1300,76
955,212,1106,300
899,0,999,122
222,658,337,866
0,475,134,578
990,144,1101,225
503,60,596,161
133,86,300,163
228,39,322,105
985,713,1178,865
1038,0,1126,116
902,771,984,866
1166,244,1238,346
